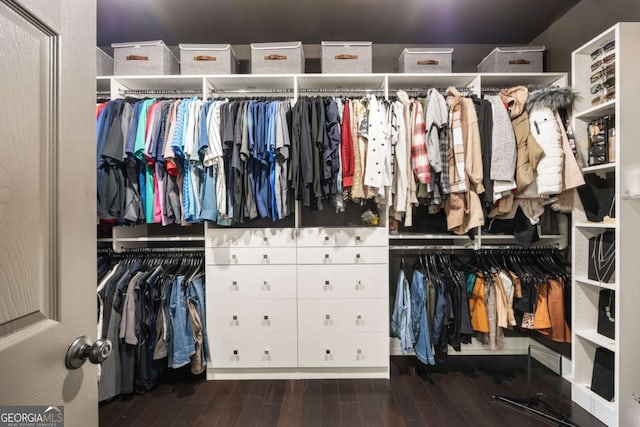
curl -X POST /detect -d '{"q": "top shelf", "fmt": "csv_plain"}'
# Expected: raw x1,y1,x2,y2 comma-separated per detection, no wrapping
102,72,568,95
480,73,567,88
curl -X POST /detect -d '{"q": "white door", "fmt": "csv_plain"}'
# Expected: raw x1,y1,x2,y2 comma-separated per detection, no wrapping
0,0,98,426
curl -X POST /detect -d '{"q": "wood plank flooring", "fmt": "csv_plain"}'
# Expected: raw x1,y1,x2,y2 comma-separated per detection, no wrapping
99,356,605,427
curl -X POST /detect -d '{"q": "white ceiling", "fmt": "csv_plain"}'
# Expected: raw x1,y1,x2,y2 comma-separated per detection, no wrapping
97,0,581,46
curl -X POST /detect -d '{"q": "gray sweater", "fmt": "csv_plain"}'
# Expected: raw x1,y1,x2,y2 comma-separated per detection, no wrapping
486,96,517,181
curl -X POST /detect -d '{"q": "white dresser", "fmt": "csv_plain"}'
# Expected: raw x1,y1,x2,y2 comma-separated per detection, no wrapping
205,226,389,379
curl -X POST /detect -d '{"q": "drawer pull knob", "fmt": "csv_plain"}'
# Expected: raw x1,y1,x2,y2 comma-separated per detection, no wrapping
232,281,238,287
232,254,237,259
356,236,361,241
325,314,331,320
264,349,270,355
264,315,269,320
324,280,330,286
357,348,362,355
324,236,330,241
325,349,331,355
356,314,362,320
355,280,362,289
233,349,238,355
263,280,268,286
324,254,330,259
263,236,268,242
356,253,361,259
263,254,268,259
232,315,238,321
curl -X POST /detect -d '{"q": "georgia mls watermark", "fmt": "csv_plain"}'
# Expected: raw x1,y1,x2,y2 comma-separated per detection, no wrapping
0,406,64,427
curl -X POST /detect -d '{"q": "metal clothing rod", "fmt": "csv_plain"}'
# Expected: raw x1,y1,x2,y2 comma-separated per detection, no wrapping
210,88,294,94
115,246,205,253
389,245,474,251
119,89,202,97
478,244,560,250
391,86,475,94
298,88,384,93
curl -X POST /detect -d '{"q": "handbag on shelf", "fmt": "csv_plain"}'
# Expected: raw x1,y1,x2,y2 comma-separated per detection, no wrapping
597,289,615,339
576,172,615,223
591,347,615,401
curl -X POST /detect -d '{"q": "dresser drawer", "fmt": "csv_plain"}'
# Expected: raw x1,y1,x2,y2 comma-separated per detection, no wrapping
296,227,387,247
206,228,296,248
207,265,296,299
297,264,388,299
297,299,387,333
209,299,297,334
298,332,388,367
211,333,298,368
296,246,387,265
207,247,296,265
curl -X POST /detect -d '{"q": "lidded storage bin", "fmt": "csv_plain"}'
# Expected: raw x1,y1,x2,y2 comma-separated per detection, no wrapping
398,48,453,73
96,48,113,75
250,41,304,74
478,46,545,73
179,44,238,75
321,41,372,73
111,40,179,75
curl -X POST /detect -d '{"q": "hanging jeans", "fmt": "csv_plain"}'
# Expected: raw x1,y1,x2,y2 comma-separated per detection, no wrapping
391,269,414,354
169,275,195,368
411,270,436,365
187,275,211,364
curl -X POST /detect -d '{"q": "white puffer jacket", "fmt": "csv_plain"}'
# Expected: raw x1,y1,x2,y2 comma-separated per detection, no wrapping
529,107,564,195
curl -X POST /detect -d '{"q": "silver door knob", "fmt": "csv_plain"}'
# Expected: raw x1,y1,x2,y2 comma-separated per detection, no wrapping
65,336,112,370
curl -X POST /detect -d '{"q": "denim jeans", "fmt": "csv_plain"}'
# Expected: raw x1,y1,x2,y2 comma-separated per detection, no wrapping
391,269,414,354
187,275,210,363
411,270,435,365
169,275,195,368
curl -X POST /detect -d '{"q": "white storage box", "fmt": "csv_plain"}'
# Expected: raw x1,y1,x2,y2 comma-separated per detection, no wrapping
250,41,304,74
111,40,179,76
179,44,237,75
96,48,113,76
478,46,545,73
398,48,453,73
321,41,372,74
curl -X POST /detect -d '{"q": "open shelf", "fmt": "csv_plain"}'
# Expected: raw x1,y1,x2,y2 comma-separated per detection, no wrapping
575,99,616,121
387,73,478,91
297,74,386,90
575,330,616,352
574,221,617,229
582,162,616,174
575,276,616,291
479,72,566,88
111,75,204,91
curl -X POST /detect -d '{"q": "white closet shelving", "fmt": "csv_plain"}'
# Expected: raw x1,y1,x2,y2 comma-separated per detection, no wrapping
570,23,640,427
97,70,571,379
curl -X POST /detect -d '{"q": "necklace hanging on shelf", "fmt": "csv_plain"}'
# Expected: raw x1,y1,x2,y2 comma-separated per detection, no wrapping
605,290,615,323
592,231,615,283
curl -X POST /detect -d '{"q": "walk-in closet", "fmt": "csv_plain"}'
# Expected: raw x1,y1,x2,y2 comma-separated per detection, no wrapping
1,1,640,426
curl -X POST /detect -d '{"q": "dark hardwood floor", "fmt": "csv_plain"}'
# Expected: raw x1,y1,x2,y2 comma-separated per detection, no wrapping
99,356,606,427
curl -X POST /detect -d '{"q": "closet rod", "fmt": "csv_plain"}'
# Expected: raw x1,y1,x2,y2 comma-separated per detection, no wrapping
210,88,294,94
297,88,385,94
115,247,205,253
119,89,202,97
389,245,474,251
391,86,475,94
477,244,560,250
